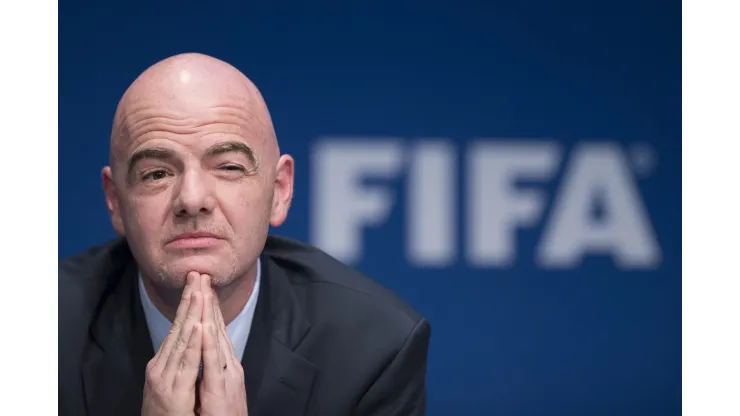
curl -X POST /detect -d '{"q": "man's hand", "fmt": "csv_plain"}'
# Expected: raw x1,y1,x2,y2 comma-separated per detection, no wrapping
142,272,204,416
197,274,249,416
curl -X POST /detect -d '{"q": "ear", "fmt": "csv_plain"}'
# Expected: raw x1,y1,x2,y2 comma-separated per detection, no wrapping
102,166,126,236
269,154,295,227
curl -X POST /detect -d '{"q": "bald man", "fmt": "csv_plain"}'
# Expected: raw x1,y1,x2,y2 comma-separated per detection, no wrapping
58,53,431,416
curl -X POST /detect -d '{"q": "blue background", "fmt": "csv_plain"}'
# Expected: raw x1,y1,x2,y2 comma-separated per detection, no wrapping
59,1,681,415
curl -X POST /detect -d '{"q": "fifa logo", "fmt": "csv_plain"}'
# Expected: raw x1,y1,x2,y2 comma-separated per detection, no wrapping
309,138,661,270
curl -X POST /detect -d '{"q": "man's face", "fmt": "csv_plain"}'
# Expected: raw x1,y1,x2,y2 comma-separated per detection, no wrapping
104,101,281,288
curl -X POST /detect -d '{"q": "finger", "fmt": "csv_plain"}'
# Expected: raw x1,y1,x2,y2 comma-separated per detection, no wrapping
212,293,233,350
200,274,230,353
201,313,226,391
175,272,201,327
201,276,223,361
201,279,233,372
213,291,229,334
201,275,235,371
214,297,236,367
201,274,216,327
200,272,211,294
201,275,228,375
153,272,200,366
163,291,203,386
173,322,202,391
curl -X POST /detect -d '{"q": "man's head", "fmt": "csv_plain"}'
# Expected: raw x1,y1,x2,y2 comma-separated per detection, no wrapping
102,53,294,289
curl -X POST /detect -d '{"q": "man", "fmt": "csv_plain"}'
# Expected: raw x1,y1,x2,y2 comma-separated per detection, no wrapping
59,53,431,416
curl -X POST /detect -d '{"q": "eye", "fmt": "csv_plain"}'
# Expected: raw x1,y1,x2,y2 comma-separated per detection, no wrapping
219,165,246,172
142,169,169,181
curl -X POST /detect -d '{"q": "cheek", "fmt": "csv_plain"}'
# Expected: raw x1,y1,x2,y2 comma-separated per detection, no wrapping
221,188,272,230
124,196,170,239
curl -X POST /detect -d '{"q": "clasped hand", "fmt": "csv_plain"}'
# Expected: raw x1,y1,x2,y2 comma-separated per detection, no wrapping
142,272,249,416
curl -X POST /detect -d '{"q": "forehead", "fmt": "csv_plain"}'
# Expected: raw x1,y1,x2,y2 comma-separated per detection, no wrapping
115,98,270,157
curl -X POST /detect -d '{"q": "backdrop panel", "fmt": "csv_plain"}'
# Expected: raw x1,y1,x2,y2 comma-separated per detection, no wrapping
59,2,681,415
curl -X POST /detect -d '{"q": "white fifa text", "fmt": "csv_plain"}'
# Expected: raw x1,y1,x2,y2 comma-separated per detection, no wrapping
310,138,661,270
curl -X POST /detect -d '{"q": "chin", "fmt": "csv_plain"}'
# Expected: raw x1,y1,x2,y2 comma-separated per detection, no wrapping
162,254,239,287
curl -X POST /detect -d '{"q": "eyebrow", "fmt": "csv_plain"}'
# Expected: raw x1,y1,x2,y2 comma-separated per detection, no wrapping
203,141,257,167
126,141,258,178
127,147,176,178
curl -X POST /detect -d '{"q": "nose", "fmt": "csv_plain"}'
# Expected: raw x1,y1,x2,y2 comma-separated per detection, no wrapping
172,168,216,218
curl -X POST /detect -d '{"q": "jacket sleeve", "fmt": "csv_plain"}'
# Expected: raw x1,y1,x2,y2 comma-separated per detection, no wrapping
355,318,432,415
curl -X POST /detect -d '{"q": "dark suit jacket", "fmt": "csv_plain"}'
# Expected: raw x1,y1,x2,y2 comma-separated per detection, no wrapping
59,235,431,416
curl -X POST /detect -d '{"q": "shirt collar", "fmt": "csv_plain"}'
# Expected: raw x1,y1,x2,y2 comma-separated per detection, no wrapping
138,258,261,361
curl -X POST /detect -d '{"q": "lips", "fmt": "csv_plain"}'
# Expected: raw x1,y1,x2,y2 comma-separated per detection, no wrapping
166,232,224,249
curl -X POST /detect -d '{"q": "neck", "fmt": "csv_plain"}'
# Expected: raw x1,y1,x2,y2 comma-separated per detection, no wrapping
141,265,258,325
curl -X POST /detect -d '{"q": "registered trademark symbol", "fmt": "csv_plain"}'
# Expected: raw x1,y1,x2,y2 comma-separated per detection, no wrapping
629,143,656,177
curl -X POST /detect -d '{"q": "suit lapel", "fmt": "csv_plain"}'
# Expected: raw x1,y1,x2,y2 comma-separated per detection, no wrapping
82,258,154,416
242,254,318,416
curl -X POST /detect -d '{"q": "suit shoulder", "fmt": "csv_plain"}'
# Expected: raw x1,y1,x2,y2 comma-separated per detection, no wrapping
59,238,129,286
58,238,131,321
263,235,424,329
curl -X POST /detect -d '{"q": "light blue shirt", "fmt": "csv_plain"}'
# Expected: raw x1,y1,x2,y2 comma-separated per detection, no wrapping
138,258,261,361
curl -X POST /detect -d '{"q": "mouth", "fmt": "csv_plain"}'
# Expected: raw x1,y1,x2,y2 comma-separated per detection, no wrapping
166,232,224,249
